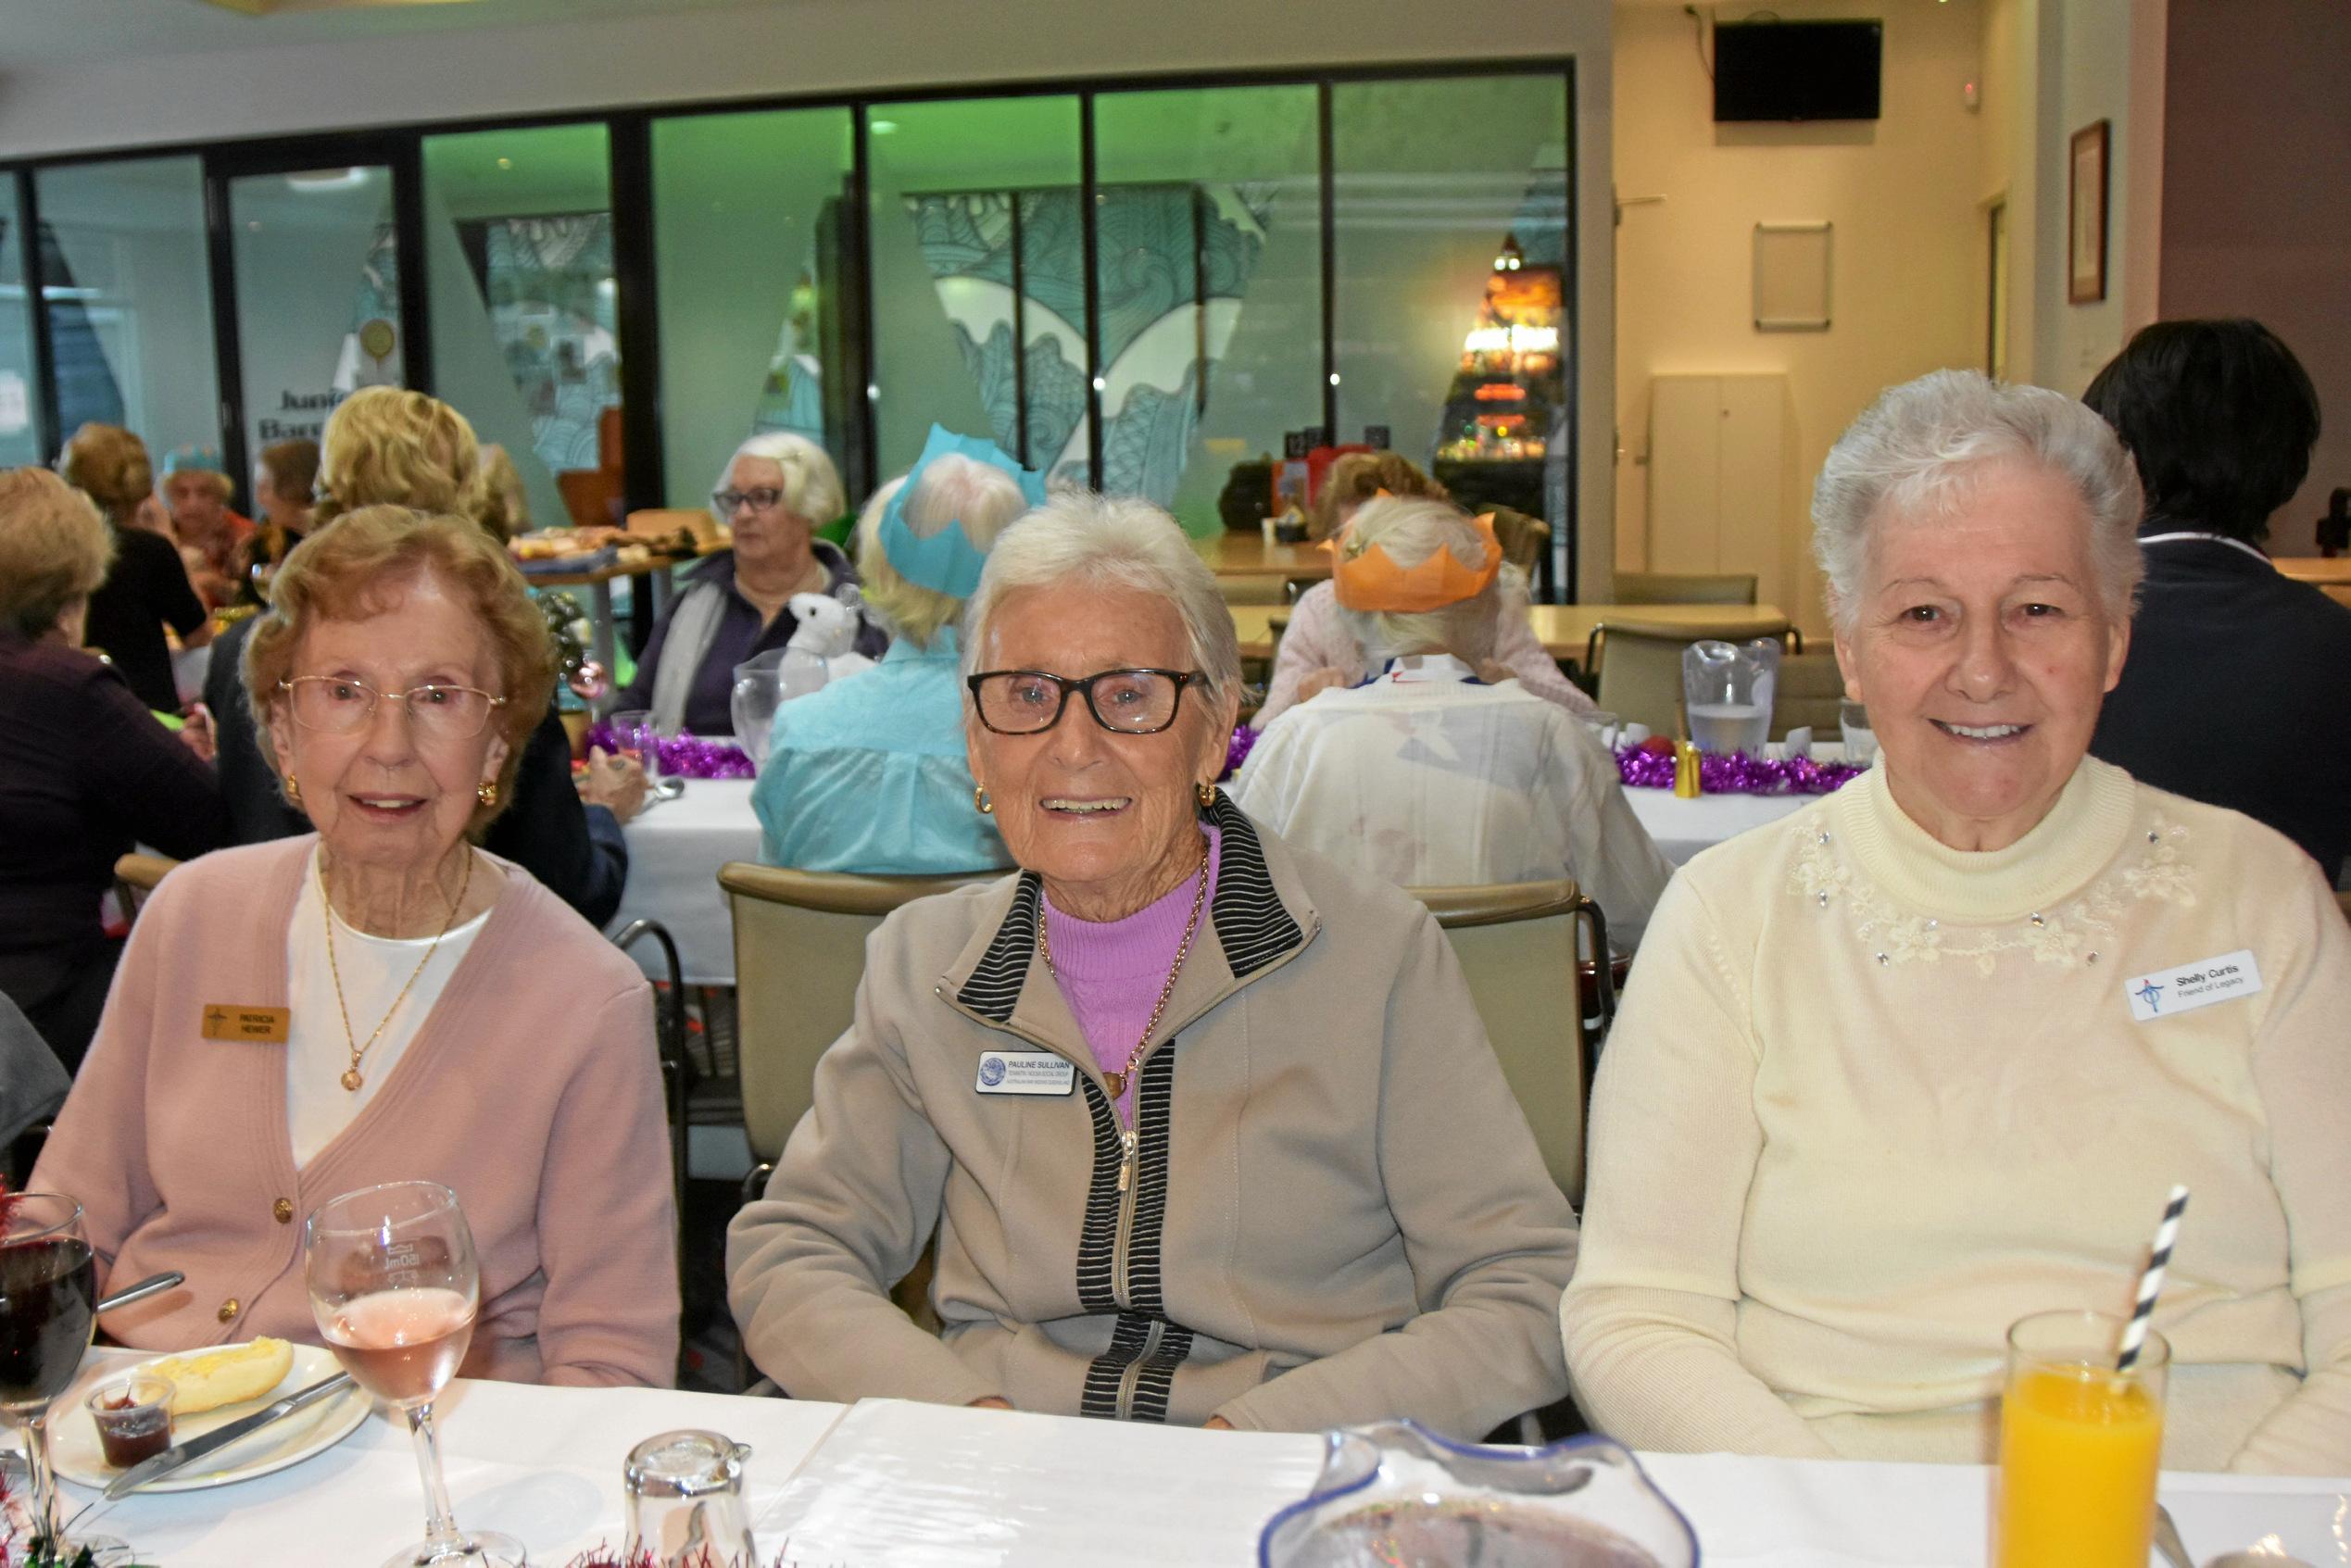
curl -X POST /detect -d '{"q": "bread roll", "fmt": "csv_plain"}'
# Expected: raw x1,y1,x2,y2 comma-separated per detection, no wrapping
145,1337,296,1415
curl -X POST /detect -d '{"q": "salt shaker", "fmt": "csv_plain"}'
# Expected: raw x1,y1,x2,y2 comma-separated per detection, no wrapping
624,1429,757,1568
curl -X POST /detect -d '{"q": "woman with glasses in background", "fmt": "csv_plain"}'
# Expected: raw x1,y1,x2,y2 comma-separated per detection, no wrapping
37,507,679,1386
729,492,1577,1436
612,432,886,735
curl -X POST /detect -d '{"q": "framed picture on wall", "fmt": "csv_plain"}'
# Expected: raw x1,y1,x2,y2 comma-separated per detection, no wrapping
2068,119,2110,305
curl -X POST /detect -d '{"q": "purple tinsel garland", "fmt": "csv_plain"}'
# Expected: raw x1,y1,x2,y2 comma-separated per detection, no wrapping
585,721,757,780
1221,723,1259,781
1616,744,1863,796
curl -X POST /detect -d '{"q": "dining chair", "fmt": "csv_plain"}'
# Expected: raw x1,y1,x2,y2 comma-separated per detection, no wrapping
718,860,991,1388
1771,650,1848,740
1217,576,1289,607
1407,879,1591,1207
1612,571,1759,607
112,852,180,927
1584,615,1796,737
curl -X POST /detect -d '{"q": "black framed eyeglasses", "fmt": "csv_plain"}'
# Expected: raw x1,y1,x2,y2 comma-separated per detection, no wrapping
711,486,786,515
966,668,1207,735
279,676,507,739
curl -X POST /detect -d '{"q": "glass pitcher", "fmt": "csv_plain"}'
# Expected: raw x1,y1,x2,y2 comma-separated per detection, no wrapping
1682,638,1779,758
728,646,830,771
1258,1419,1700,1568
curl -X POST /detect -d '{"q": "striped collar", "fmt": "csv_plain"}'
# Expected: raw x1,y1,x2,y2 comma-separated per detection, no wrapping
948,790,1311,1026
2138,530,2272,569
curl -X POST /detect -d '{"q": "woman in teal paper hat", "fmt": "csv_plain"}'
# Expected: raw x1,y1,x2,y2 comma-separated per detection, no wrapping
752,427,1043,873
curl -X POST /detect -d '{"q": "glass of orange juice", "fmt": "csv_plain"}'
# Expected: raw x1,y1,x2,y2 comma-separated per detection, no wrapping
1993,1308,2169,1568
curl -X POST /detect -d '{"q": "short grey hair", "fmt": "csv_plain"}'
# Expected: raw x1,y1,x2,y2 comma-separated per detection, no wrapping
961,491,1241,699
1334,495,1514,665
1812,370,2144,633
854,454,1033,649
712,432,846,531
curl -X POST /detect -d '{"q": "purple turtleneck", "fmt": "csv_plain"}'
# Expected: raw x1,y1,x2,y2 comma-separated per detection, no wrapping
1038,825,1223,1126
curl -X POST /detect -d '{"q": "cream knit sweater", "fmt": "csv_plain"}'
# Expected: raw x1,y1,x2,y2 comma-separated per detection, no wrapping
1562,757,2351,1474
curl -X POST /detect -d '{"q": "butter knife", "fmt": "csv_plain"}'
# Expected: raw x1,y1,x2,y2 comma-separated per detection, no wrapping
103,1371,355,1499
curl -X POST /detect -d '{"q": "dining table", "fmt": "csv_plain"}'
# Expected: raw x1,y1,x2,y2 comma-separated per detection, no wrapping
1188,531,1333,582
1226,602,1792,662
36,1361,2351,1568
608,775,1825,987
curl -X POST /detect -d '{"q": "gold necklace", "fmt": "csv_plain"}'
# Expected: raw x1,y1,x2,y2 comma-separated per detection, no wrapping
1036,836,1212,1101
319,849,473,1093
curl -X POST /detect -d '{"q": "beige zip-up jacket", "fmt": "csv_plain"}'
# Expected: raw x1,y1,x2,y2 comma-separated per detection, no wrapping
726,793,1578,1436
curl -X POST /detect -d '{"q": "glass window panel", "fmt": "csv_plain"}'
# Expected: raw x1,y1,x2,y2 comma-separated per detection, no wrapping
421,123,617,533
1330,75,1571,549
35,157,222,465
228,165,403,466
1092,84,1321,527
0,181,39,468
867,96,1087,486
651,107,855,514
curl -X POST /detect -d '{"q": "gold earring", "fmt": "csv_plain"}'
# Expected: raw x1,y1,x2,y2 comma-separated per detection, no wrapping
477,780,498,807
1197,781,1215,807
974,785,993,815
284,773,302,804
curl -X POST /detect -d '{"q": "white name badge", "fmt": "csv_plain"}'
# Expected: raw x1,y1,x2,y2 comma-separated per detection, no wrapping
974,1049,1076,1097
2126,948,2263,1022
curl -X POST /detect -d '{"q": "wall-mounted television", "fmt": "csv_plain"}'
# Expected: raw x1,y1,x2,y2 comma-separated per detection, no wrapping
1713,20,1883,122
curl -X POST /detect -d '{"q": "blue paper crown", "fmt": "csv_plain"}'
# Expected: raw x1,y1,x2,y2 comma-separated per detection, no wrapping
877,425,1047,598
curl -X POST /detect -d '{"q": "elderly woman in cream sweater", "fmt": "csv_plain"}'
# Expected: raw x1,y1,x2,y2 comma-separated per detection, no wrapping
1561,370,2351,1474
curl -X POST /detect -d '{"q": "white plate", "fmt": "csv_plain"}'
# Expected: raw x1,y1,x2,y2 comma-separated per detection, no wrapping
50,1343,372,1494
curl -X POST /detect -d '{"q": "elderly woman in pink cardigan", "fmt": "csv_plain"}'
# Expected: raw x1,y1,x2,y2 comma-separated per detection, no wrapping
35,507,677,1387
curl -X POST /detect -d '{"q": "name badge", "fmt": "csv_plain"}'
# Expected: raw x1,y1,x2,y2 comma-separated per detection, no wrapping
2126,949,2262,1022
200,1005,290,1044
974,1049,1075,1097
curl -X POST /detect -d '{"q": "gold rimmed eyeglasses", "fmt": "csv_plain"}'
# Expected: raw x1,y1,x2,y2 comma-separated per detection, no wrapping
279,676,507,739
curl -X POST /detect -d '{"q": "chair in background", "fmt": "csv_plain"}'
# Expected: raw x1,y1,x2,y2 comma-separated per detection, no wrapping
610,918,693,1276
1217,576,1289,607
1584,616,1794,737
113,853,179,927
1612,571,1759,607
1408,879,1591,1206
719,861,990,1386
1771,650,1847,741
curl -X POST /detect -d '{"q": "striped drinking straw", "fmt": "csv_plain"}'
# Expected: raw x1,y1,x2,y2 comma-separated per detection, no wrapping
2116,1184,2190,1372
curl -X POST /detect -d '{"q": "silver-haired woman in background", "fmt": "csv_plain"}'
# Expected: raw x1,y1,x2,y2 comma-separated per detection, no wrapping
730,492,1576,1436
614,432,886,734
1562,370,2351,1473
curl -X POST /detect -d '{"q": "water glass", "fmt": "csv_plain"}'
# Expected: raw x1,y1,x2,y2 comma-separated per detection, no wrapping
1839,699,1878,767
625,1429,757,1568
608,708,663,783
1994,1309,2168,1568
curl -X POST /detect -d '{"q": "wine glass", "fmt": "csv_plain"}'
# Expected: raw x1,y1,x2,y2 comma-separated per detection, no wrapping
305,1182,523,1568
1,1194,127,1564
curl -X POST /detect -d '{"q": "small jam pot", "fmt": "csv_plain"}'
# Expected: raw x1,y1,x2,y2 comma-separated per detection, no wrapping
86,1374,175,1469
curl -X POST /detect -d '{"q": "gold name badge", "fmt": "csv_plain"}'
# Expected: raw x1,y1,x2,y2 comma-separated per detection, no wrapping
200,1005,289,1044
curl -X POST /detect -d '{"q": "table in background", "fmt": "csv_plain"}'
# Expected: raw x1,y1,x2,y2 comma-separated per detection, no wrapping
1188,532,1332,582
2277,554,2351,609
610,777,1816,986
1229,601,1792,662
50,1372,2351,1568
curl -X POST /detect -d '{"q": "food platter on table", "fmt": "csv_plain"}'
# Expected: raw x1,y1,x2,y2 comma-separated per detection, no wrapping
46,1341,372,1495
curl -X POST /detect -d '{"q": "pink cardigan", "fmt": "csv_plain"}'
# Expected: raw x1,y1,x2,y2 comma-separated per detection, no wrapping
1251,581,1598,730
34,837,679,1388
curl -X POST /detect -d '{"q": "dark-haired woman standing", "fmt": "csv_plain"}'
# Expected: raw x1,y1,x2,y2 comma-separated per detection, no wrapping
2085,318,2351,883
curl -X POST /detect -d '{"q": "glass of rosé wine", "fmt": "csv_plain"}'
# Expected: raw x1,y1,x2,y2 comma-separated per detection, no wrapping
305,1181,522,1567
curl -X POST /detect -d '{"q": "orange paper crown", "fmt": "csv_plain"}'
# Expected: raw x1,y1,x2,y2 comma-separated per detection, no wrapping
1327,511,1503,613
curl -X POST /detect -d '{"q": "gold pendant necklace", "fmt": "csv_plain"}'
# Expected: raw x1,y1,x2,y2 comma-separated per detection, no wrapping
1037,836,1212,1101
320,848,473,1093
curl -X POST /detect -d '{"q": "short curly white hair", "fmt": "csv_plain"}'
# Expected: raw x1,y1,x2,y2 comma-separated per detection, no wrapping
1812,370,2144,634
711,432,845,532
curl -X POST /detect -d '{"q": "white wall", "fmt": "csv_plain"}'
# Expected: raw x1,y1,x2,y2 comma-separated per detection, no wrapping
1613,0,1988,636
0,0,1620,594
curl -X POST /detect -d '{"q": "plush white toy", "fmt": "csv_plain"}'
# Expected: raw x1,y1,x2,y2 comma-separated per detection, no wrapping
785,592,876,677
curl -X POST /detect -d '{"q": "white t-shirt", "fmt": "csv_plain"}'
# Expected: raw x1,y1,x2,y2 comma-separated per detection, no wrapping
285,849,489,1168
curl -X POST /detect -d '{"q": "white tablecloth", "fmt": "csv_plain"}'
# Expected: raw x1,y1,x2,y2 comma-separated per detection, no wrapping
45,1376,2351,1567
610,779,1817,987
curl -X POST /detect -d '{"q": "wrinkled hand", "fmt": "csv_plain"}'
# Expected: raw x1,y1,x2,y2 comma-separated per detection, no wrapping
1294,667,1352,705
577,746,648,824
177,702,217,763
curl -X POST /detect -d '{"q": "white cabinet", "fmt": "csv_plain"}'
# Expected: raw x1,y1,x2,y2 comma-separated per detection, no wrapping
1645,373,1792,608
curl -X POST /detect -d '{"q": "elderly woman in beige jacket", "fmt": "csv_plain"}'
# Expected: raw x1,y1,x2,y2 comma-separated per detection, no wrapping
1562,371,2351,1474
727,492,1577,1436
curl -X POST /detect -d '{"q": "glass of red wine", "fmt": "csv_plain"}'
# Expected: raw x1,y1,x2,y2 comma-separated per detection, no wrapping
1,1193,127,1564
304,1182,522,1568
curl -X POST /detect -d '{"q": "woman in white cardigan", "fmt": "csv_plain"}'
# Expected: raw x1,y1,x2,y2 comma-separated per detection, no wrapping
1561,370,2351,1474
